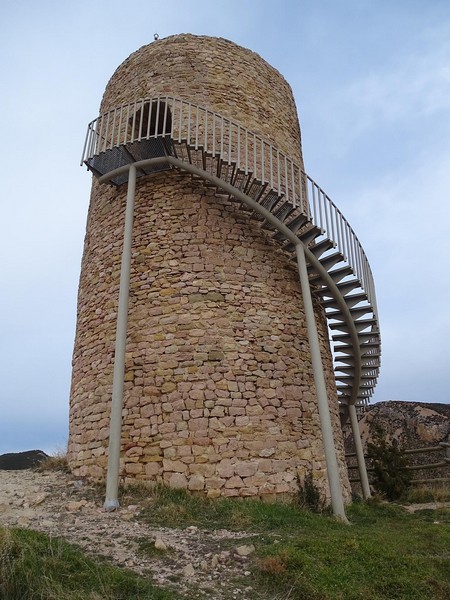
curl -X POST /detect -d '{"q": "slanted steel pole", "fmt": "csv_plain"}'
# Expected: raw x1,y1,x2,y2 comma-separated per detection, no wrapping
348,403,371,499
104,164,136,511
295,243,348,522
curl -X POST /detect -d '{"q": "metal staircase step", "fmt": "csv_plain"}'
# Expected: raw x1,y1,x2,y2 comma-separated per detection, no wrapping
259,190,282,212
326,306,372,320
217,160,236,184
322,292,368,309
329,317,377,332
272,201,296,223
298,225,322,246
334,342,380,357
332,332,378,343
232,169,252,192
335,356,379,367
246,179,267,201
309,238,335,259
336,280,362,295
273,213,308,241
313,251,344,272
336,366,378,376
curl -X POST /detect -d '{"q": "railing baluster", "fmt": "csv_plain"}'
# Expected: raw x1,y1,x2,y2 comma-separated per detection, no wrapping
253,133,257,179
328,199,336,246
123,103,130,144
323,193,330,241
204,109,208,153
245,128,248,174
155,97,161,139
228,120,232,165
212,113,216,157
101,112,109,153
340,215,348,261
137,100,144,141
284,156,289,204
336,209,343,257
312,182,319,227
269,144,273,190
146,99,152,139
345,223,354,274
87,121,94,159
170,97,176,138
237,125,240,167
110,108,117,149
163,97,169,137
81,122,90,164
178,100,183,143
277,149,281,195
195,104,199,149
117,105,123,146
130,102,136,144
261,139,265,183
291,160,296,207
298,170,304,215
305,174,311,220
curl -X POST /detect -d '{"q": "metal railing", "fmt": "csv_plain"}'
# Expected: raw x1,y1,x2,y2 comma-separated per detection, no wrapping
82,96,378,315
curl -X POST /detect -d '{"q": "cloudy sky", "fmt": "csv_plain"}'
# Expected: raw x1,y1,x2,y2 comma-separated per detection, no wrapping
1,0,449,454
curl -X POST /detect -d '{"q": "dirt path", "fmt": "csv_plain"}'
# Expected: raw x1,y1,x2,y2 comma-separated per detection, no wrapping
0,469,261,599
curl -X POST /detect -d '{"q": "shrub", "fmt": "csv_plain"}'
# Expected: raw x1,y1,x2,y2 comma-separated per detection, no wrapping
367,426,412,500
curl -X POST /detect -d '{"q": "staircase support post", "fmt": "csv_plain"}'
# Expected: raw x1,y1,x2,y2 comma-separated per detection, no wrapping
348,403,371,499
104,164,137,511
295,243,348,522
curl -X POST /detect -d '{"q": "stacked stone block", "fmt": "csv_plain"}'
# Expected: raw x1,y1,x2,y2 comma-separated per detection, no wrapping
68,35,350,503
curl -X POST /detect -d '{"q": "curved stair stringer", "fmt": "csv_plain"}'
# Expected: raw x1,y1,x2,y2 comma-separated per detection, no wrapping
99,155,365,408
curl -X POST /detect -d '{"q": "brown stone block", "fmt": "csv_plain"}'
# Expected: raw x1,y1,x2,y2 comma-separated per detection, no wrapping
189,463,215,477
163,459,187,472
168,473,188,489
188,417,208,431
235,461,259,477
125,462,143,475
188,474,205,490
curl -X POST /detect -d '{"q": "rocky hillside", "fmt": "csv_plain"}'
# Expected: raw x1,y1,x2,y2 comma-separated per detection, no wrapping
346,400,450,483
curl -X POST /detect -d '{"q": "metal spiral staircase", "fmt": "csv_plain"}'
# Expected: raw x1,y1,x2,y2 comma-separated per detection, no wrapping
81,96,381,410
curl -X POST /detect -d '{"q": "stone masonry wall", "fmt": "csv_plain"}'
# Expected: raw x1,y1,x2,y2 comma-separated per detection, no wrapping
68,35,350,503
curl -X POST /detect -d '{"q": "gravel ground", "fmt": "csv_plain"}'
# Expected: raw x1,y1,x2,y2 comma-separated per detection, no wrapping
0,469,263,599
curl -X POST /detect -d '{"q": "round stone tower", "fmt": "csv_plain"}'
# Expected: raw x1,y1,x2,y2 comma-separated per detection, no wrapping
68,34,351,503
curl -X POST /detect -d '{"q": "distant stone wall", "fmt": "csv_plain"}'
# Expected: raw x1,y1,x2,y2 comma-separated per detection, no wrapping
68,35,350,503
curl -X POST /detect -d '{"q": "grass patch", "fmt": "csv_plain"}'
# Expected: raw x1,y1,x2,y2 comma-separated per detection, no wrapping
36,450,70,473
138,484,320,532
256,501,450,600
136,487,450,600
402,483,450,504
0,526,181,600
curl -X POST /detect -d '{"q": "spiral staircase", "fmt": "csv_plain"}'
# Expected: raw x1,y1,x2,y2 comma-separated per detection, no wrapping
81,96,381,410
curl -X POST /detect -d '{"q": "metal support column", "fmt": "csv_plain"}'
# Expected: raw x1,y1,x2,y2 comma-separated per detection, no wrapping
104,164,136,511
295,243,348,522
348,403,371,500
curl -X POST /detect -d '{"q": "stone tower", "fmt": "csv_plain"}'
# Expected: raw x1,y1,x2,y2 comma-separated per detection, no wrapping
69,35,380,508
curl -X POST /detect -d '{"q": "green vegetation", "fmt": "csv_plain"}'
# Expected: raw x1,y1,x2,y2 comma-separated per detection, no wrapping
2,483,449,600
137,486,450,600
403,482,450,504
35,450,70,473
366,426,413,500
0,526,180,600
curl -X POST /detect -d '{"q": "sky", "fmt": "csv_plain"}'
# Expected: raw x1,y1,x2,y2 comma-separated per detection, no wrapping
1,0,449,454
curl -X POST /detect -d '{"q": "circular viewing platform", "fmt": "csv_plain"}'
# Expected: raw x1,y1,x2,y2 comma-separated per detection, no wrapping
81,95,380,408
